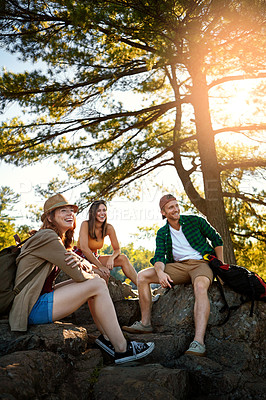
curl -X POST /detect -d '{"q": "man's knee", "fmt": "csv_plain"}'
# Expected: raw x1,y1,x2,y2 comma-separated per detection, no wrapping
193,276,210,295
137,268,156,285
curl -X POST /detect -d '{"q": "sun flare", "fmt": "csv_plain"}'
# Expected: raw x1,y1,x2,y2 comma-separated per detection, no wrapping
209,78,265,144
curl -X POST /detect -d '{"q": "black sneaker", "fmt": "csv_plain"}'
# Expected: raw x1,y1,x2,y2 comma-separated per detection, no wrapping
115,341,155,364
95,334,115,357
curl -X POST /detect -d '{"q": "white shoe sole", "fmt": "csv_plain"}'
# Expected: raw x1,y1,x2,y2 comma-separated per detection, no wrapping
95,338,115,357
115,342,155,364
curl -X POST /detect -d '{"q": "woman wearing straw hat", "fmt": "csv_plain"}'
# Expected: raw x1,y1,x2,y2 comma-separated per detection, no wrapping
9,194,154,364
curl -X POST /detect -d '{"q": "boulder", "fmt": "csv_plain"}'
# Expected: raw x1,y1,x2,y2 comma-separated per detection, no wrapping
94,364,189,400
0,279,265,399
0,350,68,399
0,321,89,357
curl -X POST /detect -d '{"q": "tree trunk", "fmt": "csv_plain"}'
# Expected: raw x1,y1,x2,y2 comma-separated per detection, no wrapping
190,69,236,264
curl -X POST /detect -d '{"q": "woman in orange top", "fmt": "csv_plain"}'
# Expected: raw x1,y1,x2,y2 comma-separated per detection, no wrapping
76,200,138,286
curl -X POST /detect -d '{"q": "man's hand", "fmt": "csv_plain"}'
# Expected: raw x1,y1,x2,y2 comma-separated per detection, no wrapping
214,246,224,264
157,270,174,288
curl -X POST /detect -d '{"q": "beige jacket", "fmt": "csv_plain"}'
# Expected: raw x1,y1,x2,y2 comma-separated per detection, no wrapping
9,229,92,332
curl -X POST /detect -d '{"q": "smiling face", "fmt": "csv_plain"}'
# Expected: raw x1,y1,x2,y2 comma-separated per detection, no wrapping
51,206,76,234
161,199,180,222
95,203,107,224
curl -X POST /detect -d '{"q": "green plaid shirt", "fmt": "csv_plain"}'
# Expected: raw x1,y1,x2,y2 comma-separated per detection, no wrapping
150,215,223,265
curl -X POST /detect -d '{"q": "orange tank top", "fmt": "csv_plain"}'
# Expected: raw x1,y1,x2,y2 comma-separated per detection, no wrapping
76,235,104,252
87,234,104,253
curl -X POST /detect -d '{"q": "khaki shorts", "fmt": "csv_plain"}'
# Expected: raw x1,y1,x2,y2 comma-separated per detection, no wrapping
164,259,213,285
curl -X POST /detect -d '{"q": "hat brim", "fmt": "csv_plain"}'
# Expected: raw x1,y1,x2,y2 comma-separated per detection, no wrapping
41,203,78,222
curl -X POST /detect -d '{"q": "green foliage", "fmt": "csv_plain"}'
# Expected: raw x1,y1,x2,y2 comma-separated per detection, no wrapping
236,240,266,280
0,218,17,249
0,186,31,248
0,186,20,215
132,224,160,240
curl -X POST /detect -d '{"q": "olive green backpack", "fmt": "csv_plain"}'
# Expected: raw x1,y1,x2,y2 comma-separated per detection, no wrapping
0,235,45,315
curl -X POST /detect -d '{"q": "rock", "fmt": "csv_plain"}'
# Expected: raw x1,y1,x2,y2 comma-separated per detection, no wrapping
0,321,89,357
0,278,265,399
0,350,68,399
174,355,266,399
56,349,103,400
107,277,138,302
94,363,189,400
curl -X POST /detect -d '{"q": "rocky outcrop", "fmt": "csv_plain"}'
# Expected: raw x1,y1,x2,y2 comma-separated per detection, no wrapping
0,277,265,399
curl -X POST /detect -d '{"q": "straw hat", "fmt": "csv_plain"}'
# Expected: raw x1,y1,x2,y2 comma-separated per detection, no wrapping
41,193,78,221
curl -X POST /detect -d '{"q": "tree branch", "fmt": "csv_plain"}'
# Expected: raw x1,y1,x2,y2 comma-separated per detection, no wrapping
223,191,266,206
213,124,266,135
230,230,266,242
208,73,266,90
172,145,206,215
219,160,266,171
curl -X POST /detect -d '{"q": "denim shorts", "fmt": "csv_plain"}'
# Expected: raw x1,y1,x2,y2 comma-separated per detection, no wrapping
28,291,54,325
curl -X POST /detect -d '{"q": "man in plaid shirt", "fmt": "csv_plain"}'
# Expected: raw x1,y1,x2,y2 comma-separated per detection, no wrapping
123,194,224,356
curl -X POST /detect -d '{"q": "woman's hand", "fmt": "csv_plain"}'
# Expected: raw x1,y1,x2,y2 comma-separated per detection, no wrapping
98,265,110,277
106,257,114,270
92,265,110,282
65,252,93,273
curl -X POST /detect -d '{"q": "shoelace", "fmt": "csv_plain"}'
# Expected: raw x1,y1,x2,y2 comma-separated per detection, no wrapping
130,341,146,355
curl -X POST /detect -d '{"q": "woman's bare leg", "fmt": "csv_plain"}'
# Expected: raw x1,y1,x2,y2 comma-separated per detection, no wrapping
88,297,108,338
99,254,138,286
52,275,127,352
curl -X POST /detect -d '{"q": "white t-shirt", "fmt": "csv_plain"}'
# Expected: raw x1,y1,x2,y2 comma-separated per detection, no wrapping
169,225,202,261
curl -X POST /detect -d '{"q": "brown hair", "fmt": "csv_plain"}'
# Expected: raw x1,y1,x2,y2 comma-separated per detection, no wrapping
41,209,76,249
88,200,107,240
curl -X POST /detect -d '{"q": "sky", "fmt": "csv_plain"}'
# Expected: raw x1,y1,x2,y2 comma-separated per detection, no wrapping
1,49,265,250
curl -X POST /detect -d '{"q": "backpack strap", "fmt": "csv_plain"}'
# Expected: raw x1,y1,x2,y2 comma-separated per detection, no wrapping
13,235,32,247
13,234,21,245
13,261,47,296
214,274,231,325
249,299,255,317
246,274,256,317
